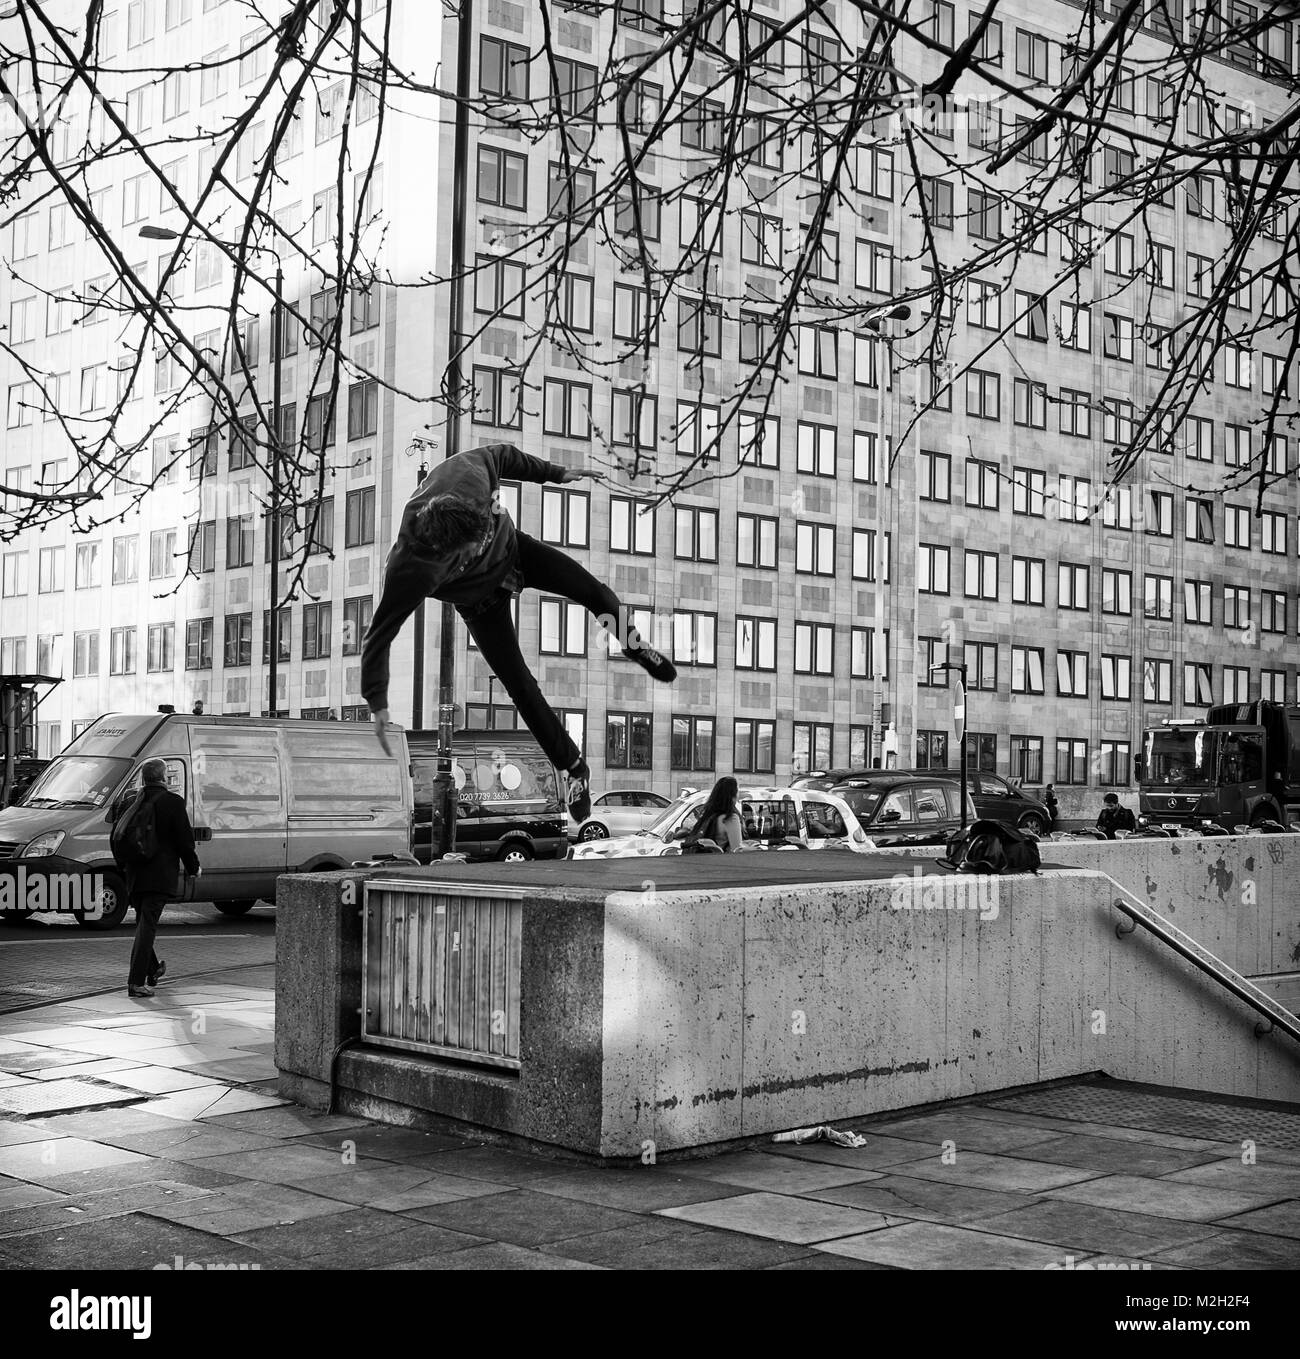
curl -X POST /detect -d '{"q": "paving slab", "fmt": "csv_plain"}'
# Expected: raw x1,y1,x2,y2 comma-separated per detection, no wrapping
1044,1173,1287,1222
0,1179,220,1239
186,1143,365,1184
92,1124,287,1161
34,1108,198,1142
145,1184,358,1235
385,1242,606,1270
533,1217,822,1270
532,1167,755,1214
295,1125,480,1164
1212,1201,1300,1240
32,1158,245,1196
674,1150,882,1194
816,1220,1072,1270
97,1066,222,1095
398,1144,576,1183
128,1085,241,1121
229,1207,486,1266
0,1212,266,1271
885,1150,1102,1194
32,1058,142,1081
1158,1159,1300,1200
1152,1229,1300,1269
1000,1132,1222,1177
0,1180,64,1212
0,1136,148,1186
871,1113,1067,1154
199,1107,370,1140
964,1108,1239,1155
964,1198,1223,1256
0,1120,63,1147
803,1174,1035,1225
659,1190,892,1244
0,1048,99,1073
284,1164,510,1210
400,1187,645,1247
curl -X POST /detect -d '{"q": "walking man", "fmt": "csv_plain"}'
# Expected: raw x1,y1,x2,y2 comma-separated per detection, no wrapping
361,443,676,820
112,759,201,998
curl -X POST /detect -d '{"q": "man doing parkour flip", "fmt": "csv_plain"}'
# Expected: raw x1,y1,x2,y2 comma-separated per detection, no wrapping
360,443,676,821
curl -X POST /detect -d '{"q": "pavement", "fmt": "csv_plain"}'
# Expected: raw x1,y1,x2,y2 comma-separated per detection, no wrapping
0,970,1298,1270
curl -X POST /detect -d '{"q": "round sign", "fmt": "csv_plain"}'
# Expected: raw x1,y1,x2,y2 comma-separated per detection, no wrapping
499,763,522,791
474,761,496,792
452,761,466,790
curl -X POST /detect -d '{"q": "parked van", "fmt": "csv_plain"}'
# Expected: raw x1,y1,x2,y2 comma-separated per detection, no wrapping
0,712,412,929
409,728,566,863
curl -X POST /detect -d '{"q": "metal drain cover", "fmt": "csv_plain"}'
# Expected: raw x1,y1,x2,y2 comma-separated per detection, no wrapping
987,1085,1300,1150
0,1078,141,1117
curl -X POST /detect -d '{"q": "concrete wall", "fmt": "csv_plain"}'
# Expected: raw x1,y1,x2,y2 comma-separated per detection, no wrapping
896,832,1300,1010
601,870,1300,1157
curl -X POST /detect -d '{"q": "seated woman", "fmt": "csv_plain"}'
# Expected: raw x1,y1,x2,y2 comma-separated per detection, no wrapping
684,776,745,852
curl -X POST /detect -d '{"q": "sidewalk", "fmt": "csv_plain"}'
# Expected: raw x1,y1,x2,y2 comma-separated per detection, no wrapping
0,974,1297,1270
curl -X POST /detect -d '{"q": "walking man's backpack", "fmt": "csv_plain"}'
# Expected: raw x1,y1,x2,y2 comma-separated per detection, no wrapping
942,819,1040,875
111,789,159,868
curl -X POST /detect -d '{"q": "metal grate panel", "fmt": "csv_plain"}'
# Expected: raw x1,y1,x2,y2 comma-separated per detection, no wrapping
0,1077,142,1116
362,879,523,1070
986,1084,1300,1150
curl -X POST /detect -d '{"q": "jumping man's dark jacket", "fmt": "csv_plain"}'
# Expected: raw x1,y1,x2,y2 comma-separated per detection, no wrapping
360,444,569,714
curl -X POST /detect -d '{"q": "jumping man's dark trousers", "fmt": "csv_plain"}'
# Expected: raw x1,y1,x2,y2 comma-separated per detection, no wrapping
460,533,620,773
128,891,168,988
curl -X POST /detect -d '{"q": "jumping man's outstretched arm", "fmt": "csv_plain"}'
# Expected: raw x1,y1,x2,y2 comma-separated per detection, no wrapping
361,557,426,754
487,443,591,485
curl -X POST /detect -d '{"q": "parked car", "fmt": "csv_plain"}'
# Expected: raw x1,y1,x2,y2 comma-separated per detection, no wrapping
801,766,1051,835
829,774,979,846
568,785,875,860
0,712,412,929
570,789,674,842
409,728,566,864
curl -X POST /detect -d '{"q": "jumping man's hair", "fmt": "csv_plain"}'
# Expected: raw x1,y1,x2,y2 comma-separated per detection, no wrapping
412,494,492,552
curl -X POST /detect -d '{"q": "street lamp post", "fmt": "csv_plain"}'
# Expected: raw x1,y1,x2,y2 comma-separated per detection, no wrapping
929,660,969,830
139,226,285,717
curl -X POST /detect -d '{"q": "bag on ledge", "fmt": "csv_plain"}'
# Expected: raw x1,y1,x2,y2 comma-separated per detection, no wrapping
943,819,1040,875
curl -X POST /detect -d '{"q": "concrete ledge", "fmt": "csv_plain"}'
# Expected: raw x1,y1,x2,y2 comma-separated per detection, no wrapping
275,852,1300,1157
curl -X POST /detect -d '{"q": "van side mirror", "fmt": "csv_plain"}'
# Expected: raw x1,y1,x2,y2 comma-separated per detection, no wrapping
1133,756,1144,780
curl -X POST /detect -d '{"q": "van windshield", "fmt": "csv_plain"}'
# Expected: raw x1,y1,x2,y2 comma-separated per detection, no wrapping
21,756,131,809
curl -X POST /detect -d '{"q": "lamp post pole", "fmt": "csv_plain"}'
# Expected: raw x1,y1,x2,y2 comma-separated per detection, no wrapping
268,265,283,718
930,660,969,829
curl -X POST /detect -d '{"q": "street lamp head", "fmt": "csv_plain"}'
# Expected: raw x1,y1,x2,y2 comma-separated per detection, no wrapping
139,225,180,240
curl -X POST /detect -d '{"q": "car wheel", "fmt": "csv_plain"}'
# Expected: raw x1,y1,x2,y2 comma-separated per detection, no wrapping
578,823,609,841
213,900,257,917
497,842,535,863
75,873,130,930
1019,813,1048,836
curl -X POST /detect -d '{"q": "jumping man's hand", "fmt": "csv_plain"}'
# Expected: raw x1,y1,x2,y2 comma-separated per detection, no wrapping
374,709,392,756
555,465,594,483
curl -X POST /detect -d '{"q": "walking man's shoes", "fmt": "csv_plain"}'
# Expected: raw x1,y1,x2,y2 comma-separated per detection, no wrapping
127,985,156,998
621,635,677,683
148,960,166,986
566,761,592,824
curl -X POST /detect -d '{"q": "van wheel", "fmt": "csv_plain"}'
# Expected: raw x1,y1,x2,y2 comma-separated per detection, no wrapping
1019,812,1048,836
214,900,256,917
75,874,129,930
496,842,534,863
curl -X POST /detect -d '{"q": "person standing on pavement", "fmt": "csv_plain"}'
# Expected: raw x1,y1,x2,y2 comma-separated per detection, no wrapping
112,759,200,998
1044,783,1060,831
361,443,677,823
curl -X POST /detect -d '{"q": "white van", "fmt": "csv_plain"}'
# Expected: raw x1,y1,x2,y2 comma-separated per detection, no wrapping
0,712,411,928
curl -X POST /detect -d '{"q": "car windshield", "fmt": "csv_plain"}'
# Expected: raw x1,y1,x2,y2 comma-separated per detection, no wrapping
20,756,131,809
834,787,885,820
644,799,694,838
1144,729,1217,787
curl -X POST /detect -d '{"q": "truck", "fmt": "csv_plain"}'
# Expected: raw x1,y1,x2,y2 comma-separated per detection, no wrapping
0,711,412,928
1135,701,1300,833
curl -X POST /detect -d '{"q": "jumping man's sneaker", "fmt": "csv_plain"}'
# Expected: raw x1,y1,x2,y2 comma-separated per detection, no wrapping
620,632,677,683
566,762,592,824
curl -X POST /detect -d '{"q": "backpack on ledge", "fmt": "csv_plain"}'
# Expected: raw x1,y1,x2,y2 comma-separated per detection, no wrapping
942,819,1040,875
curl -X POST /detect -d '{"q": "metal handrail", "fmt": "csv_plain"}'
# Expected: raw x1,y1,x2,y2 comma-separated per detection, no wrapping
1107,879,1300,1044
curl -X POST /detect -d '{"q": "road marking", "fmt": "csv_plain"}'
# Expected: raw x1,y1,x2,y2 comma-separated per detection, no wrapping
0,934,253,946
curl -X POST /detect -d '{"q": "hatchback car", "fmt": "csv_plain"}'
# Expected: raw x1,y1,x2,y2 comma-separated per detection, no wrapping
828,775,978,846
568,786,874,859
570,789,675,842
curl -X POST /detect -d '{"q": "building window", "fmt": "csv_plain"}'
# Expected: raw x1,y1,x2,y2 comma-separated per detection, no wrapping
968,279,1001,330
794,622,833,676
543,379,591,439
262,608,292,664
1223,585,1250,631
223,613,252,667
966,369,1000,419
795,521,835,576
1013,378,1048,428
1011,646,1045,695
184,618,213,670
1055,738,1087,785
470,367,522,430
607,712,653,770
918,543,950,595
109,626,136,676
347,379,378,441
1145,490,1173,537
1185,497,1216,544
1010,736,1042,784
850,627,875,680
673,506,717,563
476,145,527,209
302,602,332,660
344,487,375,547
964,642,997,692
968,188,1001,241
915,731,948,770
146,622,174,673
671,610,716,667
611,390,657,450
541,487,590,549
675,402,719,461
1012,468,1045,517
1224,504,1250,549
611,497,655,556
480,34,530,98
1101,655,1132,701
734,719,775,775
919,449,950,502
672,715,715,772
72,629,100,677
1011,556,1045,606
796,422,836,476
1056,650,1088,698
1144,659,1173,704
1144,575,1173,621
1058,562,1089,611
738,514,778,570
1099,741,1131,787
1101,568,1132,616
739,413,779,469
540,598,588,657
1261,511,1287,556
1261,590,1286,635
919,637,948,687
792,722,833,775
965,550,998,601
735,616,777,672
